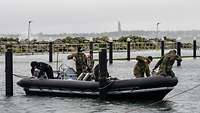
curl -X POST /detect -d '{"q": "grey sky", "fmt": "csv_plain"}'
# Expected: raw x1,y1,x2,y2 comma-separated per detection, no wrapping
0,0,200,34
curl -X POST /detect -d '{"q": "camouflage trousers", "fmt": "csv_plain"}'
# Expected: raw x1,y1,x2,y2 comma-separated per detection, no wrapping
158,70,175,77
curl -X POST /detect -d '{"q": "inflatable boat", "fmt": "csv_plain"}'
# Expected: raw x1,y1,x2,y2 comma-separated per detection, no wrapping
17,76,178,100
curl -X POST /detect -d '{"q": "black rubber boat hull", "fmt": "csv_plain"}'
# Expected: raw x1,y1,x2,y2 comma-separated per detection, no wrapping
17,76,178,100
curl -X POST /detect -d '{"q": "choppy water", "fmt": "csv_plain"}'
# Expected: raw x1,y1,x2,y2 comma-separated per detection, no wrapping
0,50,200,113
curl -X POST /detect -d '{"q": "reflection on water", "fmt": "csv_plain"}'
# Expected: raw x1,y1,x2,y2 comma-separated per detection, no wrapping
0,51,200,113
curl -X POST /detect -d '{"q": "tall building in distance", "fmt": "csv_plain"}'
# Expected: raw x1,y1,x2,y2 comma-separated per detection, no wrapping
118,21,122,32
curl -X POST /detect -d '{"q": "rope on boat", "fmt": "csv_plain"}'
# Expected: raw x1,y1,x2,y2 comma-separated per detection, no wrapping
12,74,30,78
165,83,200,100
98,80,115,90
125,83,200,113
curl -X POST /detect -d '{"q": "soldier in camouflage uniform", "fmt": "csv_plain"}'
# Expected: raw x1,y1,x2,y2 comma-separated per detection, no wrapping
152,50,182,77
86,54,94,73
68,47,87,76
77,54,95,81
133,56,153,78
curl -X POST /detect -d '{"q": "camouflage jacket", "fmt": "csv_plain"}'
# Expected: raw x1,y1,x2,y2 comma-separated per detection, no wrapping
154,52,182,73
68,52,87,72
87,57,94,72
133,56,150,78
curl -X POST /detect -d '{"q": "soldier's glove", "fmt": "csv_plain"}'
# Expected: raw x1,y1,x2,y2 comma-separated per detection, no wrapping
151,69,156,76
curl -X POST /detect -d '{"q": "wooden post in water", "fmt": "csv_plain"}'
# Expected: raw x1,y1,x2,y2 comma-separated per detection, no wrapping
89,38,93,59
99,45,108,99
127,38,131,61
161,37,165,57
177,38,181,66
193,37,197,59
99,49,107,79
49,42,53,62
109,37,113,64
5,45,13,96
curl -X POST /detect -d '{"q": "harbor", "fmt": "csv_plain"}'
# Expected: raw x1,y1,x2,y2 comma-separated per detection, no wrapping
0,49,200,113
1,0,200,112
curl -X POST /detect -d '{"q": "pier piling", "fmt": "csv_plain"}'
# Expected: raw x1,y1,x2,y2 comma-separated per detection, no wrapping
127,38,131,61
49,42,53,62
89,40,93,60
177,41,181,66
161,38,165,57
5,45,13,96
193,39,196,58
99,48,108,99
109,38,113,64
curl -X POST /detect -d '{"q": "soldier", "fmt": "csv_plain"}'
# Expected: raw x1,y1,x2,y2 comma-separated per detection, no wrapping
93,63,110,81
68,47,87,77
152,50,182,77
86,54,94,73
77,54,94,81
133,56,153,78
31,61,54,79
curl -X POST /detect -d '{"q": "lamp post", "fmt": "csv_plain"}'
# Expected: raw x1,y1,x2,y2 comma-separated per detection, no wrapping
156,22,160,39
27,20,31,53
127,38,131,61
28,20,31,40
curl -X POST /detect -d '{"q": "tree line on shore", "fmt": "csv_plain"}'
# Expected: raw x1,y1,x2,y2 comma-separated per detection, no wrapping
0,35,195,54
0,35,177,44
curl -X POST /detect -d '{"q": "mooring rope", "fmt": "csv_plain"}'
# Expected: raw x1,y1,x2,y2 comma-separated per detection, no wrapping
12,74,30,78
125,83,200,113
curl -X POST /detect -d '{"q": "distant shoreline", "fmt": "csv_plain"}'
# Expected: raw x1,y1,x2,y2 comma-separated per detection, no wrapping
1,30,199,43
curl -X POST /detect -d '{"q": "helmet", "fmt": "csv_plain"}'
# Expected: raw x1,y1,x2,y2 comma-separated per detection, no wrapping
147,56,153,62
31,61,38,67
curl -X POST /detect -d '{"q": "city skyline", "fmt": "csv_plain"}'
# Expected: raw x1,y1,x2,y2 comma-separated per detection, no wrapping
1,0,200,34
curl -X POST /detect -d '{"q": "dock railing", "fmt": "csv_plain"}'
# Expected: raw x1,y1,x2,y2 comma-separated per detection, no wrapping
0,41,199,59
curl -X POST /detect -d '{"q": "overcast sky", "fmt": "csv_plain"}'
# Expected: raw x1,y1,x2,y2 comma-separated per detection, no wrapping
1,0,200,34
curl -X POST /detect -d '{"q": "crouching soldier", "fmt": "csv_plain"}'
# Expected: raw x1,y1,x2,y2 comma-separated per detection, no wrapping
133,56,153,78
152,50,182,77
68,47,88,77
31,61,54,79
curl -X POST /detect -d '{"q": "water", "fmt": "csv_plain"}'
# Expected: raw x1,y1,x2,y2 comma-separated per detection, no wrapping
0,50,200,113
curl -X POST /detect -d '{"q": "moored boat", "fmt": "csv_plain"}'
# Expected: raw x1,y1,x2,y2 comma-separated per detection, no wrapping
17,76,178,100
